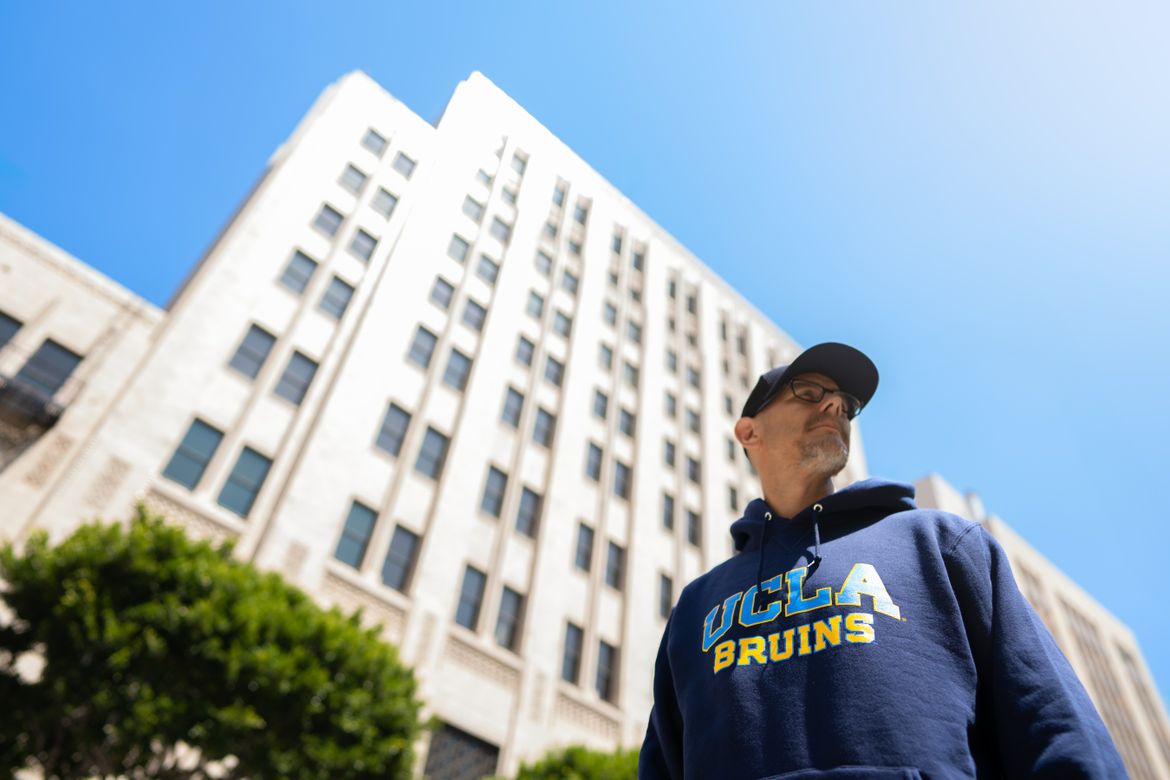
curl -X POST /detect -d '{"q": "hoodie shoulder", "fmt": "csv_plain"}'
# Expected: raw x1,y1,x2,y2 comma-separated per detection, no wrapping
879,506,984,554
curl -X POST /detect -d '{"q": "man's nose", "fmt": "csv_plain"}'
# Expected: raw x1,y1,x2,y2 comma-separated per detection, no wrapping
821,392,848,418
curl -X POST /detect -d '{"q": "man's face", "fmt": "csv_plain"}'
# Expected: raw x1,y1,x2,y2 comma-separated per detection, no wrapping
738,371,852,477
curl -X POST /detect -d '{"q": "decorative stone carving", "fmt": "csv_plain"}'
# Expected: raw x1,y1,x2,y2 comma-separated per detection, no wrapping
554,691,620,741
82,455,131,510
444,633,520,690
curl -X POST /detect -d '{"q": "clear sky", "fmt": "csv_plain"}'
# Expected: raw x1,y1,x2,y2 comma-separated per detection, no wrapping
3,2,1169,710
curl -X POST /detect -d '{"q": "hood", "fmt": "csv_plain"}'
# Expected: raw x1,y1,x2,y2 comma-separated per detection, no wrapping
730,478,917,553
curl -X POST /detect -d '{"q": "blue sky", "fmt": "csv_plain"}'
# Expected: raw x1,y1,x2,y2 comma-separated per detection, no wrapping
3,2,1169,710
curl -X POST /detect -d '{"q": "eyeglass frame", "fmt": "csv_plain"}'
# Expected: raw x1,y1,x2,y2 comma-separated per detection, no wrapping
785,378,863,420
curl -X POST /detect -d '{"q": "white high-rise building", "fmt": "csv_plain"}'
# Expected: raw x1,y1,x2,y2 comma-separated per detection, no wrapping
1,71,1166,778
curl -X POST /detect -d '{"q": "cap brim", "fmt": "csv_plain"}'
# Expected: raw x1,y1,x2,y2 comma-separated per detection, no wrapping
746,342,879,416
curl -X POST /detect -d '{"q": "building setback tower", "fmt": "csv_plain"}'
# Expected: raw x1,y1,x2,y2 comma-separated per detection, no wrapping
1,72,1166,778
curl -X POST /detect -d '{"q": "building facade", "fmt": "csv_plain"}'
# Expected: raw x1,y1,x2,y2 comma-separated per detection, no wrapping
0,71,1166,778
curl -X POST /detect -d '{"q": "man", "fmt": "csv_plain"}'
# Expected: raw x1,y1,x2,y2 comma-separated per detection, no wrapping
638,342,1125,778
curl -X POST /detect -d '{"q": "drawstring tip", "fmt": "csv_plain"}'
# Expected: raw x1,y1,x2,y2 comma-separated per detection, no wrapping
807,555,822,576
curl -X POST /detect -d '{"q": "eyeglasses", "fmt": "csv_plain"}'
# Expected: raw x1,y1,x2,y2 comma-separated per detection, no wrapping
787,379,863,420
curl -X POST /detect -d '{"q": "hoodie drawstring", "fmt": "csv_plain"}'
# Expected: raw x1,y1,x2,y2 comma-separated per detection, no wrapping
756,505,823,604
755,511,772,603
809,503,824,576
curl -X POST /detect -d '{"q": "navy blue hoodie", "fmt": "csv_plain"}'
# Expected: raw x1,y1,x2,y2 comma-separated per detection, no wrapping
638,479,1125,779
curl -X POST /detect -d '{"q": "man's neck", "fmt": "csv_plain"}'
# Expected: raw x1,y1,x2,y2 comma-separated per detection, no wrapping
761,473,835,519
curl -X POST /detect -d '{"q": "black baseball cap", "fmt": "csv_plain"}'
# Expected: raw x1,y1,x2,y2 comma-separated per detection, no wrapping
740,342,879,418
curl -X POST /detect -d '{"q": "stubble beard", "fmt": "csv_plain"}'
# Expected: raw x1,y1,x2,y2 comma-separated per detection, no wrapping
799,432,849,478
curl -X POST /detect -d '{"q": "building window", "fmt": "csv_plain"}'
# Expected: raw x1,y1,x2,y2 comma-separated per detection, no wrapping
623,361,639,388
686,293,697,314
687,365,700,388
414,427,450,480
392,152,416,178
495,587,525,651
502,186,518,204
535,250,553,276
626,321,642,344
339,164,368,194
375,402,411,456
561,270,579,296
664,392,677,418
663,440,676,467
687,456,701,484
665,350,677,373
727,437,737,462
553,182,567,206
612,233,623,254
162,419,223,489
667,316,676,332
476,168,493,187
489,217,512,244
312,204,344,236
516,488,542,537
361,128,387,157
501,387,524,428
228,324,276,379
407,326,438,368
618,409,636,438
686,409,701,434
462,299,487,332
603,302,617,326
596,640,618,702
511,151,528,175
724,394,734,415
562,623,584,683
371,188,398,219
217,446,273,518
335,500,377,568
605,541,624,590
448,234,471,263
667,279,677,299
462,196,485,223
613,460,632,500
662,493,675,530
592,389,609,420
430,277,455,310
553,311,572,338
480,466,508,517
274,351,318,406
633,248,645,271
729,485,739,511
455,565,487,630
568,239,581,255
573,203,589,225
585,442,603,482
544,356,564,387
442,348,473,391
575,523,594,571
279,250,318,294
720,320,729,342
381,526,420,592
659,574,673,619
598,344,614,370
527,291,545,319
687,510,702,546
349,229,378,262
544,221,558,239
515,335,535,366
533,407,556,448
319,276,355,320
476,254,500,285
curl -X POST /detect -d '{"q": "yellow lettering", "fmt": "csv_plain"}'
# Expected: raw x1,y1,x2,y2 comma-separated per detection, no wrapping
845,612,875,643
713,639,736,672
813,615,843,652
769,628,795,661
796,624,813,656
737,636,767,666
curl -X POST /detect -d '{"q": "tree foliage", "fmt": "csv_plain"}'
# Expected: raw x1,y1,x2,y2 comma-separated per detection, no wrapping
0,506,421,779
509,745,639,780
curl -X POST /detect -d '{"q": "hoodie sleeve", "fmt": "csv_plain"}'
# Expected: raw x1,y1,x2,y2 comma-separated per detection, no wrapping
638,613,684,780
945,524,1127,778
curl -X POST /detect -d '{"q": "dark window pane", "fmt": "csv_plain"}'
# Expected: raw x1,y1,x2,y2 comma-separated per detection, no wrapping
430,277,455,310
371,188,398,218
274,351,318,406
362,128,387,157
561,270,579,295
382,526,420,592
313,204,344,236
162,419,223,490
605,542,624,590
319,276,355,319
14,339,82,397
489,217,512,244
414,427,449,480
462,299,487,332
339,164,367,194
687,456,701,484
480,466,508,517
527,291,544,319
516,488,542,537
349,229,378,262
455,565,487,629
335,500,377,568
393,152,416,178
511,152,527,174
544,356,563,387
553,184,566,206
228,324,276,379
598,344,613,370
535,251,552,276
423,723,499,780
613,460,632,500
501,387,523,428
575,524,594,571
619,409,636,437
448,234,471,263
553,311,572,338
585,443,602,482
494,587,524,651
407,326,438,368
217,446,273,518
596,641,619,702
533,408,555,448
660,574,674,618
687,510,702,546
515,336,535,366
442,349,473,392
664,440,676,467
463,196,485,223
562,623,584,683
662,493,675,530
375,402,411,456
476,254,500,284
279,250,318,294
592,390,608,419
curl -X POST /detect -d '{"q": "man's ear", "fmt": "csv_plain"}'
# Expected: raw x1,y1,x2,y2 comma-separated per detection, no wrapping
734,417,756,449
